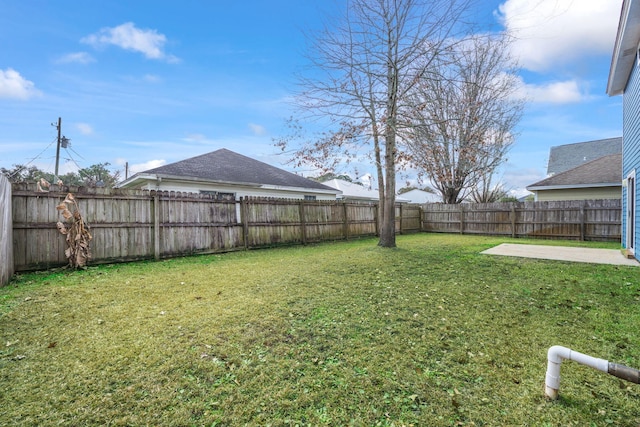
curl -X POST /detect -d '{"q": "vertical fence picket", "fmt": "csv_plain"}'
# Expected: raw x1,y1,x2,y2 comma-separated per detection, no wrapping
153,192,160,260
299,201,307,245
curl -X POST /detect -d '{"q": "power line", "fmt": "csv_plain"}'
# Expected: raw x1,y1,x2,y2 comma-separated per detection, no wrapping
7,137,58,179
62,148,86,176
66,144,85,161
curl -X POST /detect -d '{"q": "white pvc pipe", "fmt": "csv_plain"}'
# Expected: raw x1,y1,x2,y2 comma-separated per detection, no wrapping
544,345,609,400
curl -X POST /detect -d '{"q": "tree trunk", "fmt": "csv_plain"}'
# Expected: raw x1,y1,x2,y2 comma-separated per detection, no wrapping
378,180,396,247
378,127,397,248
372,132,385,236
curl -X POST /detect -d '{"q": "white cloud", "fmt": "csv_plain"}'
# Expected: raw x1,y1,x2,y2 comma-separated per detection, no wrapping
496,0,621,71
501,166,546,195
143,74,162,83
81,22,179,62
75,123,94,135
56,52,95,64
128,159,166,174
249,123,267,136
516,77,585,104
183,133,208,142
0,68,41,100
114,156,166,174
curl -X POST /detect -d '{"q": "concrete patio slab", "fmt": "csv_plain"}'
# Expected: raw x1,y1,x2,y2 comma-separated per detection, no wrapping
481,243,639,266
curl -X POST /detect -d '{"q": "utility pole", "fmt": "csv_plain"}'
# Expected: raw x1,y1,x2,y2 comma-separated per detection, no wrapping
54,117,62,180
52,117,70,184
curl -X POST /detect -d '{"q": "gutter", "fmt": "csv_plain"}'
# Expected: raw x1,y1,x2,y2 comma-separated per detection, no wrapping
526,182,621,192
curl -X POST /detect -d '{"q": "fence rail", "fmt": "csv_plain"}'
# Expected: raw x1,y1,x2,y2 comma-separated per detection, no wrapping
3,183,622,278
421,199,621,241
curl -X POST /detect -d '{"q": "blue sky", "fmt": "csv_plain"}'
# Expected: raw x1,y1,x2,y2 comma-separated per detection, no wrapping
0,0,624,196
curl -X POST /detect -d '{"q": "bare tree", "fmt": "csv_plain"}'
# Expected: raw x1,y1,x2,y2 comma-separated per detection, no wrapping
276,0,471,247
405,34,524,204
468,171,508,203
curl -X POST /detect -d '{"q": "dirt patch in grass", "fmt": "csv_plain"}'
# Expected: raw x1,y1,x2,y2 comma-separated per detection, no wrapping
1,234,639,426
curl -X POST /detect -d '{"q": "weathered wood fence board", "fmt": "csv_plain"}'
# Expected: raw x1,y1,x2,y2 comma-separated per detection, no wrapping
399,204,422,234
421,199,621,241
0,175,14,286
9,184,411,272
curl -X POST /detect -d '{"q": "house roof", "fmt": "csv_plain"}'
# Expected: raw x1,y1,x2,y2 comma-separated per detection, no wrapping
607,0,640,96
527,153,622,191
399,189,441,204
546,137,622,176
323,179,410,203
118,148,336,193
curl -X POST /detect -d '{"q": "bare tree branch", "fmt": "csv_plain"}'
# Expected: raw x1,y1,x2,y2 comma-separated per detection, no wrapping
275,0,473,246
404,33,524,204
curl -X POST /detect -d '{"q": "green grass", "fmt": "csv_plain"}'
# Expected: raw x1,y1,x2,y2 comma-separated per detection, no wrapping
1,234,639,426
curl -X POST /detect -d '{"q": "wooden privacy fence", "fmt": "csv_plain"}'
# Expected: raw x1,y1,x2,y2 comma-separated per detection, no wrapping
422,199,621,241
6,183,622,276
0,175,13,287
10,183,422,272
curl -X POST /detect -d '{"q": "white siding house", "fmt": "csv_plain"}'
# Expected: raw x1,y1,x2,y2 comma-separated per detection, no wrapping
117,149,341,201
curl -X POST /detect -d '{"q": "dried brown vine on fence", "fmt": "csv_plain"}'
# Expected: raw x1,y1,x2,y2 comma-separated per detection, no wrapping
56,193,92,268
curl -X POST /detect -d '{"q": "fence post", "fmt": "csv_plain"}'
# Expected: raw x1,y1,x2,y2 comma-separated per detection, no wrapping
511,204,517,238
152,193,160,260
0,176,13,287
459,204,465,234
241,197,249,250
298,200,307,245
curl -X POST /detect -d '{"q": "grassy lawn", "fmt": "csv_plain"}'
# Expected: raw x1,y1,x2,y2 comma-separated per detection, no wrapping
1,234,639,426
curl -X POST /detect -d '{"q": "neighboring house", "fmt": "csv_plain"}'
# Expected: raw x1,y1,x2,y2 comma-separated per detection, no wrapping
323,179,410,203
399,188,441,204
607,0,640,259
117,149,341,201
546,137,622,176
527,154,622,201
526,137,622,201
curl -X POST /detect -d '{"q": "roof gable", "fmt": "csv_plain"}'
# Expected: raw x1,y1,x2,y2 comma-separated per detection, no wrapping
529,153,622,190
607,0,640,96
546,137,622,175
132,149,334,191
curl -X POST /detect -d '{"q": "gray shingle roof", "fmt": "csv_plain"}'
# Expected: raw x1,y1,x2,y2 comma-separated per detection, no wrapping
528,153,622,189
547,137,622,175
139,148,334,191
